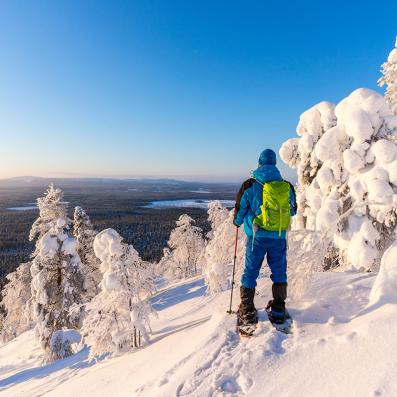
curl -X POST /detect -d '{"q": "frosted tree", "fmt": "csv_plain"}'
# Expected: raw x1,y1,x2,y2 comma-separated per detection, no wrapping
29,185,85,361
279,101,337,231
155,247,171,279
280,88,397,271
82,229,156,358
73,206,101,300
206,200,229,239
379,37,397,115
161,214,205,281
29,184,69,250
287,231,328,299
0,262,32,342
0,310,4,339
203,209,246,294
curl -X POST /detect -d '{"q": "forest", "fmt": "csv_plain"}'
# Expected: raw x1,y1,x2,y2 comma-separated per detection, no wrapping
0,178,237,289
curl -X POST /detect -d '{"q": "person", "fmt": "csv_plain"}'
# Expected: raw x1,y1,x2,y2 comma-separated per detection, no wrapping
233,149,297,327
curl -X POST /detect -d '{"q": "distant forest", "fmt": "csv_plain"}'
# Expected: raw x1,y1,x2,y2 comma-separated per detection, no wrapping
0,178,238,290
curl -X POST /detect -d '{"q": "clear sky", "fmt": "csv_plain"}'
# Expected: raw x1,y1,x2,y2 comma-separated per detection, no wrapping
0,1,396,181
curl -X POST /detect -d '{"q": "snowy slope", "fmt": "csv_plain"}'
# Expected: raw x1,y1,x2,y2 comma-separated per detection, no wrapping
1,272,397,397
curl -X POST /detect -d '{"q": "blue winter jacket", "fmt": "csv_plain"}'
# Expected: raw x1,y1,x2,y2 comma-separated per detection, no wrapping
233,165,297,239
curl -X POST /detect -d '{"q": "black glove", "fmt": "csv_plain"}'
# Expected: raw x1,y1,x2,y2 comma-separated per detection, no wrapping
233,220,241,228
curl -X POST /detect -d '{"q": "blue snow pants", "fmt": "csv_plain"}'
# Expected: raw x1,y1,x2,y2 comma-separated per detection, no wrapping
241,235,287,289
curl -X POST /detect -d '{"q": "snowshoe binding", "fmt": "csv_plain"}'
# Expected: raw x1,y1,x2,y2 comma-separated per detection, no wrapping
266,300,293,334
237,286,258,337
237,306,258,337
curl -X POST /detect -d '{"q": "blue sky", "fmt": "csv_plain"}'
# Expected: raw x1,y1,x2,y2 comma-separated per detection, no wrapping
0,1,396,181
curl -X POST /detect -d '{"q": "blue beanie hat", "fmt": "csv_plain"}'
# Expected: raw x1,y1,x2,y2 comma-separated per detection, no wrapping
258,149,277,166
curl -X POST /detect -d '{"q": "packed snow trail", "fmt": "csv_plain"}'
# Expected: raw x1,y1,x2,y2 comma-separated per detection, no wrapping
1,272,397,396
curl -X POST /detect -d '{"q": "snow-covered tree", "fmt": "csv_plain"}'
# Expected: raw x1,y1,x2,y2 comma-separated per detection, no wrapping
82,229,156,358
155,247,171,279
160,215,205,281
280,88,397,271
379,37,397,115
28,185,85,361
203,209,246,294
287,231,328,299
0,262,32,342
279,101,337,230
206,200,229,239
73,206,101,300
369,240,397,306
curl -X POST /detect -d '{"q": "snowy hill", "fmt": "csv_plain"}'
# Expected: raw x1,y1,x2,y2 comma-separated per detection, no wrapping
1,270,396,397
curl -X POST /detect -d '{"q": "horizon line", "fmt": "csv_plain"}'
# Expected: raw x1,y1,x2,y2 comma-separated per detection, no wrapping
0,174,249,184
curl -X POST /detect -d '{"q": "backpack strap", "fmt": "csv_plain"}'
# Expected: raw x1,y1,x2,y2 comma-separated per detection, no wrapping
234,178,255,223
283,180,298,213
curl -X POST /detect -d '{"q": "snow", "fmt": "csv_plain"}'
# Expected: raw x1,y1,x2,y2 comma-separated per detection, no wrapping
296,101,336,138
279,137,299,168
144,199,235,209
369,241,397,305
50,330,81,347
387,160,397,185
2,270,397,396
315,193,340,233
342,148,365,173
62,237,78,256
93,229,124,262
388,44,397,63
315,125,346,162
367,178,394,204
39,233,59,259
372,139,397,163
336,99,374,143
50,330,81,359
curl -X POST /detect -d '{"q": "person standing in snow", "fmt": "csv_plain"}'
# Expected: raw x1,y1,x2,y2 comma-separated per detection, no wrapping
233,149,297,328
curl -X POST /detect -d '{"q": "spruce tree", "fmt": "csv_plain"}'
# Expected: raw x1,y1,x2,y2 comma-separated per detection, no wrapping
203,209,246,294
82,229,155,358
0,262,32,342
73,206,101,300
280,89,397,271
379,37,397,115
160,214,205,281
29,185,85,361
206,200,229,239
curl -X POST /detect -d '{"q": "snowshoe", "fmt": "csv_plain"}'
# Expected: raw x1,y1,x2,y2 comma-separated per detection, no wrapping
237,307,258,338
237,286,258,337
238,322,257,338
266,300,293,334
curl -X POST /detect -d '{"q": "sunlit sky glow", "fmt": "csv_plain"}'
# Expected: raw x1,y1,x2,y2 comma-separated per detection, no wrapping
0,1,396,181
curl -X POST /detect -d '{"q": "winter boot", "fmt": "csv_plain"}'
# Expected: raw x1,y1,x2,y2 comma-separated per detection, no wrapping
266,283,288,324
237,286,258,326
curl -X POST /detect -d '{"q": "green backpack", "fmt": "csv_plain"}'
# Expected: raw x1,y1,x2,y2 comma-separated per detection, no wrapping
253,181,291,236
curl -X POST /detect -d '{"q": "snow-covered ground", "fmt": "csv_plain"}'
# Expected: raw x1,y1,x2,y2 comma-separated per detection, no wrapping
1,270,396,397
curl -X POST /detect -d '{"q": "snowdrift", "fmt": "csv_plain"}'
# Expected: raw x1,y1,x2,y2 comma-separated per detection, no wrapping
1,271,397,397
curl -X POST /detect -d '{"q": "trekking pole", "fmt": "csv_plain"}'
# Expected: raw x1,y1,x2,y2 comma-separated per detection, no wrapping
227,227,239,314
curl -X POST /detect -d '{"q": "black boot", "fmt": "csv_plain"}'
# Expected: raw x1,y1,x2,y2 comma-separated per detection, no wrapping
266,283,288,324
238,286,258,326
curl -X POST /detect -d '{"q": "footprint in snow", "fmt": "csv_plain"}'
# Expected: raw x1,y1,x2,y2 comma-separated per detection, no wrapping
218,376,240,393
